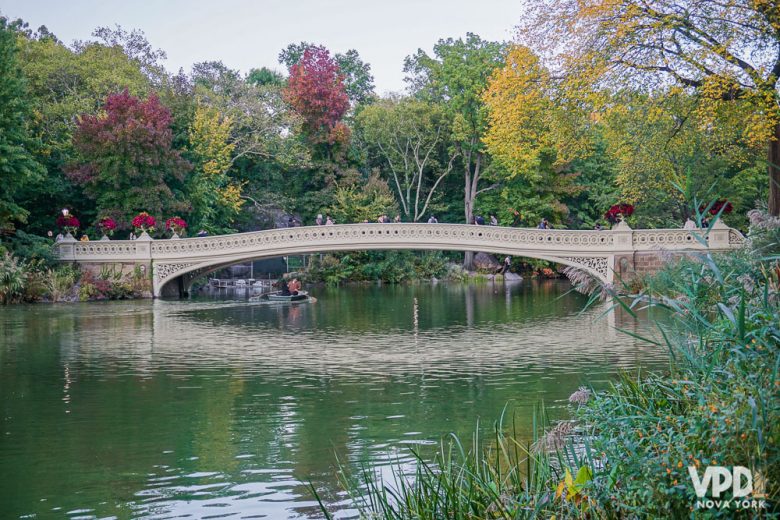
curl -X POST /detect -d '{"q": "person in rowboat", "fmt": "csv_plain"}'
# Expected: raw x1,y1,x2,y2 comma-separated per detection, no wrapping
276,276,291,296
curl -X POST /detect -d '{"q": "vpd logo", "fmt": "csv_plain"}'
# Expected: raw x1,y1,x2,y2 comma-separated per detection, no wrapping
688,466,767,510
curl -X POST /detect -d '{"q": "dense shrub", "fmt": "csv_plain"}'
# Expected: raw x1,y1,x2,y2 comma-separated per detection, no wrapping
306,251,449,285
5,230,58,267
77,266,148,301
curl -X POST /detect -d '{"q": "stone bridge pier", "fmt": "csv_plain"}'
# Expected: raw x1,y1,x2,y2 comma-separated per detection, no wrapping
54,221,745,298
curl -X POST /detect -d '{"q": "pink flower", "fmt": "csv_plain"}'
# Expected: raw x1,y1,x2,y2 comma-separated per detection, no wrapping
98,217,117,231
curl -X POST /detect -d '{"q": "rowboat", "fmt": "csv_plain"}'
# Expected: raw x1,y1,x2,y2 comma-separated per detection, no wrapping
268,291,309,302
250,291,310,303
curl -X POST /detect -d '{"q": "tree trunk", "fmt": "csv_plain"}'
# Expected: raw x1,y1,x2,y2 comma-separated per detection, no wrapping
769,122,780,216
463,148,475,270
463,173,475,269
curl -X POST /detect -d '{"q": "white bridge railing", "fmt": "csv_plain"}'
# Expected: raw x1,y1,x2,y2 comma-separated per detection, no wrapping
54,222,745,295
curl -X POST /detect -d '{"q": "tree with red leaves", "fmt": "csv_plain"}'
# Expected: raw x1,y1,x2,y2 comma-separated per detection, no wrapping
69,90,190,225
282,46,350,154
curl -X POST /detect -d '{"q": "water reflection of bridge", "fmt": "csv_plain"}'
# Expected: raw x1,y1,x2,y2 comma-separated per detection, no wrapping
47,286,660,378
54,222,744,296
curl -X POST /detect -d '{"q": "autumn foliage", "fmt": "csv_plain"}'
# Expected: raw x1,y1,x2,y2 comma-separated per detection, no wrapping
283,47,350,147
69,90,190,223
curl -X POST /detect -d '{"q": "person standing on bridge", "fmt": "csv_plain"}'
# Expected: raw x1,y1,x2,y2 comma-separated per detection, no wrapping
315,214,323,226
394,215,401,223
489,214,498,226
325,216,334,225
427,215,438,223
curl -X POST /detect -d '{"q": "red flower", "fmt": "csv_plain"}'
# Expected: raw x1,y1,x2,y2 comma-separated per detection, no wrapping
702,200,733,216
165,216,187,234
604,203,634,224
97,217,117,233
131,212,156,232
56,215,80,230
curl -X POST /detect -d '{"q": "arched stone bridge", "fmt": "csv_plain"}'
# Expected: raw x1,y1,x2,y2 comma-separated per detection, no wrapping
54,221,745,297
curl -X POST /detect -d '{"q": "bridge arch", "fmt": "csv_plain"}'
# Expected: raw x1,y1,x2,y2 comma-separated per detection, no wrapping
155,246,611,297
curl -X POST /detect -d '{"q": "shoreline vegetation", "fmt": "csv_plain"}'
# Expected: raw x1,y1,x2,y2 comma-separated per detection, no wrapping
314,212,779,518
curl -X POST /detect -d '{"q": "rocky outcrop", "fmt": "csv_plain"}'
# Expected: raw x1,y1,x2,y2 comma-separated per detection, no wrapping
473,252,501,271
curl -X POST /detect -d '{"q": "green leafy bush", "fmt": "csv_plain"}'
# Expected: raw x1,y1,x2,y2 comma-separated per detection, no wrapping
6,230,57,267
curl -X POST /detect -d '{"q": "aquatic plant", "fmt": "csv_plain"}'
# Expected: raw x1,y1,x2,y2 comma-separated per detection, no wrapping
314,408,589,519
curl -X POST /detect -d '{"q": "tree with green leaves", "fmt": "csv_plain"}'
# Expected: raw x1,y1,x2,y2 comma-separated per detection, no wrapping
357,97,457,221
78,25,168,86
247,66,285,87
191,60,309,169
0,17,44,234
404,33,505,266
404,34,506,224
16,25,154,232
326,170,398,224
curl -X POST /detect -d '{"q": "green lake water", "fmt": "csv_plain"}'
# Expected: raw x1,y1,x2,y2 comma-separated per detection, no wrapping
0,281,667,518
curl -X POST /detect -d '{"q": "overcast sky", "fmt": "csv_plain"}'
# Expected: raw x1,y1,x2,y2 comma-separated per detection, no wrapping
3,0,523,94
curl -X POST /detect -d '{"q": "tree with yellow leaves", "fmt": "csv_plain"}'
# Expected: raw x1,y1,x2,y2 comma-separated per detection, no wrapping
518,0,780,214
481,45,604,226
482,46,553,179
187,102,243,233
